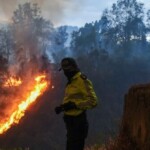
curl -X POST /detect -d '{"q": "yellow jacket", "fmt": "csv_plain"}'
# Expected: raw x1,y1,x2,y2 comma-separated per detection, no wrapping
63,72,98,116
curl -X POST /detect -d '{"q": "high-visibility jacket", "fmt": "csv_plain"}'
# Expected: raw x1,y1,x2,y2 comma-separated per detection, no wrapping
63,72,98,116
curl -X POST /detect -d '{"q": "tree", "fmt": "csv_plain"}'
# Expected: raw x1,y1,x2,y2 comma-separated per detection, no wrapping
12,3,54,61
100,0,146,52
0,28,14,61
51,26,68,63
10,2,55,75
70,22,101,56
146,10,150,33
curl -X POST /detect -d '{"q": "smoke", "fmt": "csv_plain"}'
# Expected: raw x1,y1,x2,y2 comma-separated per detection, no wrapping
0,0,85,25
0,0,85,74
0,0,18,17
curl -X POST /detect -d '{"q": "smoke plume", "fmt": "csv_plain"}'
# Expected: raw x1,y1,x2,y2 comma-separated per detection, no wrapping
0,0,84,25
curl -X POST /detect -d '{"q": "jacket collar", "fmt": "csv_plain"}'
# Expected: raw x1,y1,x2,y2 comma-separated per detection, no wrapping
72,72,81,80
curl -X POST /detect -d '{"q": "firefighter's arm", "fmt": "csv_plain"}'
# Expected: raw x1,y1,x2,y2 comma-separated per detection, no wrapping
76,79,98,110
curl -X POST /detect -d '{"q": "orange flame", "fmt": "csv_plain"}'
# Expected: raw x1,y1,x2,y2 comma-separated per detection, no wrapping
0,74,48,134
4,77,22,87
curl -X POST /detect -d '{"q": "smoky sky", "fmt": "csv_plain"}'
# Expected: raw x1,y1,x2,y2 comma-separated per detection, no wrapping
0,0,85,26
1,0,149,27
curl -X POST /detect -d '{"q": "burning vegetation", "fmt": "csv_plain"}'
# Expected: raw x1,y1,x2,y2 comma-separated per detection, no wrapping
0,2,52,137
0,74,49,134
3,76,22,87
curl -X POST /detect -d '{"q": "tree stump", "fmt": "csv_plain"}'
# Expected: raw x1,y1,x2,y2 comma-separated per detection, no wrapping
121,84,150,150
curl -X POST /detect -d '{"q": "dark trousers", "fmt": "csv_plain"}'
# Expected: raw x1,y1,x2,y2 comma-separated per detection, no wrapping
63,112,88,150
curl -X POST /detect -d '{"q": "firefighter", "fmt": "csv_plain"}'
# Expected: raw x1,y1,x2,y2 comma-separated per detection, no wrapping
55,57,98,150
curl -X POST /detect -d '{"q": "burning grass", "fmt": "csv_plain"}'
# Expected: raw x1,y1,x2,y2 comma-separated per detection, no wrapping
3,76,22,87
0,73,49,134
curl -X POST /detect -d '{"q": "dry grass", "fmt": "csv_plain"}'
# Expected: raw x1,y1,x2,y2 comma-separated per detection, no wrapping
85,144,106,150
85,132,139,150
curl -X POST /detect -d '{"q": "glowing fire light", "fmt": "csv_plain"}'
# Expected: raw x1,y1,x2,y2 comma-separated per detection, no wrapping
4,77,22,87
0,74,48,134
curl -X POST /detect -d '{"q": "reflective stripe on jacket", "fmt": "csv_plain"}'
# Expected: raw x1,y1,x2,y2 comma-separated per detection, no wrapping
63,72,98,116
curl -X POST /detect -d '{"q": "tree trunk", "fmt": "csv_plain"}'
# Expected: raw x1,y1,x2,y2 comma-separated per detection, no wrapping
121,83,150,150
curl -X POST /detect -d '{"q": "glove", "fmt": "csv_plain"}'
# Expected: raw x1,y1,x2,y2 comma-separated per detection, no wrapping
55,102,77,114
55,106,64,114
62,101,77,111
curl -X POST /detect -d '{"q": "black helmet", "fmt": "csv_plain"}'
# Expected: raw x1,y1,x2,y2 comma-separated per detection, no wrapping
59,57,79,71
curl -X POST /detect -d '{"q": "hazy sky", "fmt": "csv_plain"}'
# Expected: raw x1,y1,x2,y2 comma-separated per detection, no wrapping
60,0,150,27
0,0,149,27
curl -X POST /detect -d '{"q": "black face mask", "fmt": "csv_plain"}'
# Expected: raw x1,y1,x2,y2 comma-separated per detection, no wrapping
63,70,78,81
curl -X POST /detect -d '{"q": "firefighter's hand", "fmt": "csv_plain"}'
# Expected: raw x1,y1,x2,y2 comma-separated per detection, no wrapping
62,102,77,111
55,106,63,114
